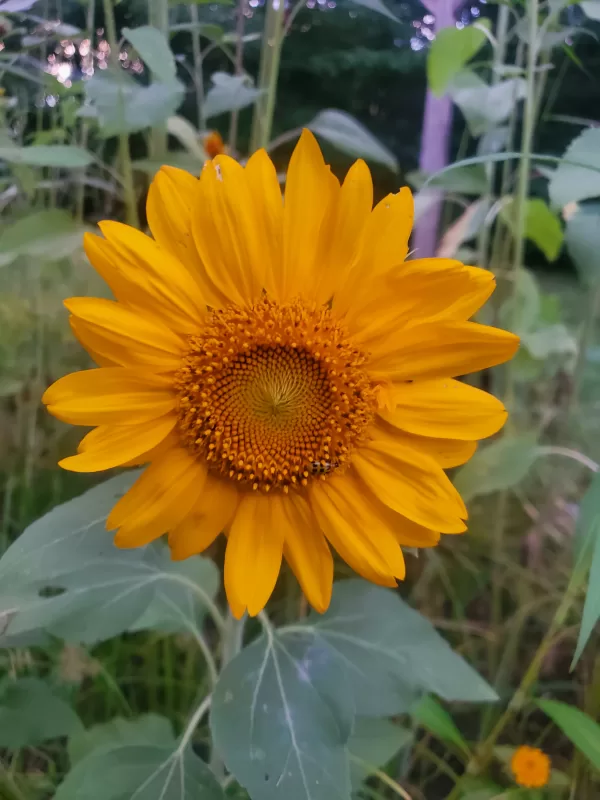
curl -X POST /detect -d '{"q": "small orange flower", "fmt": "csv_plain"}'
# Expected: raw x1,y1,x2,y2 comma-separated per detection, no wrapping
511,745,551,788
203,131,225,159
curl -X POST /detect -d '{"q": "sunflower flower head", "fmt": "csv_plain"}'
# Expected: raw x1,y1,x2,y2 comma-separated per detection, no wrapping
511,745,551,789
43,130,519,618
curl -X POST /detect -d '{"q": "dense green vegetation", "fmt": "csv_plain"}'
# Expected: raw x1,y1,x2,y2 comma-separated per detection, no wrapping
1,0,600,798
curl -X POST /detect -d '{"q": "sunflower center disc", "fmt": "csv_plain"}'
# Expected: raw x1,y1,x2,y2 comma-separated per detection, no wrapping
174,298,377,492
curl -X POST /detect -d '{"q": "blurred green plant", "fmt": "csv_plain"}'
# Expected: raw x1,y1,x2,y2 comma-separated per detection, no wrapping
1,0,600,799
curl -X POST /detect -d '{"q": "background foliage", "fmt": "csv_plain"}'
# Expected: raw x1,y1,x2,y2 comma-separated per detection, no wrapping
1,0,600,798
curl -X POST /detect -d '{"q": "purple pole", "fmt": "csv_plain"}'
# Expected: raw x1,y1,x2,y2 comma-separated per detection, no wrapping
412,0,462,259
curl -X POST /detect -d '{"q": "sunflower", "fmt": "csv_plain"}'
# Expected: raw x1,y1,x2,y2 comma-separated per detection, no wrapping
43,130,518,618
511,745,551,789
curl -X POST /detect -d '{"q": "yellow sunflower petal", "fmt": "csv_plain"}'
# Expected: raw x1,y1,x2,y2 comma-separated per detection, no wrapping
146,166,197,264
109,445,208,545
280,492,333,613
69,318,119,368
334,187,413,317
97,222,207,331
346,260,495,345
224,492,284,618
353,427,467,533
65,298,185,371
43,368,175,426
59,415,177,472
375,418,479,468
244,148,283,300
146,166,229,310
313,158,373,305
395,259,495,321
118,433,177,467
381,378,507,440
391,516,441,548
279,129,339,302
366,187,414,273
168,476,239,560
368,321,520,381
351,485,441,547
310,472,406,583
84,233,199,335
83,231,133,303
191,156,265,307
398,434,477,469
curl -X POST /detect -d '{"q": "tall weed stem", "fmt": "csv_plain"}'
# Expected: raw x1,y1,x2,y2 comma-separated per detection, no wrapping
249,0,286,153
488,0,540,685
102,0,139,229
228,0,247,154
149,0,169,160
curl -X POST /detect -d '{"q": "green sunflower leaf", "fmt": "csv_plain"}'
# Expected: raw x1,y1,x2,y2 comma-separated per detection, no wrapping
211,623,354,800
499,198,564,262
452,79,526,138
55,742,224,800
408,164,488,195
549,127,600,209
427,21,490,97
82,26,183,136
204,72,262,120
212,582,495,800
122,26,177,84
565,201,600,287
0,473,140,586
582,1,600,20
83,69,184,137
0,474,219,646
0,677,83,748
68,714,176,766
0,209,89,268
128,556,219,635
279,581,497,717
306,109,398,172
0,144,93,168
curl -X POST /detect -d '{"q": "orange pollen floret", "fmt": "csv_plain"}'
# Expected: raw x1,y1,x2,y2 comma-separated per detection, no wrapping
510,745,551,789
174,297,377,492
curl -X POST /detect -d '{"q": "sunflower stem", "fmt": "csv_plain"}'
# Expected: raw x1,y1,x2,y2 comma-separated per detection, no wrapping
221,611,246,666
102,0,139,229
249,0,286,153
